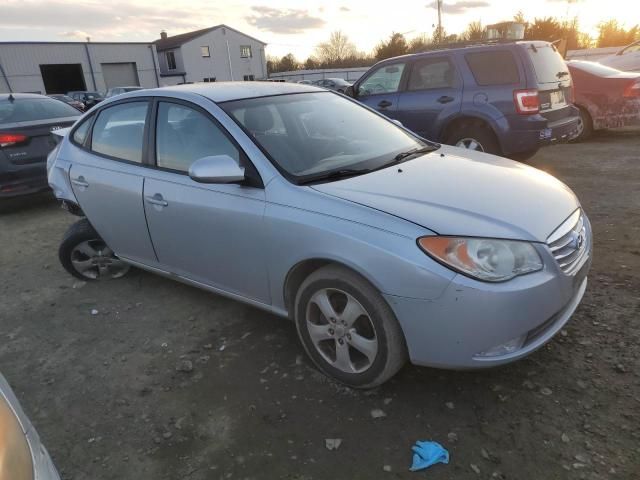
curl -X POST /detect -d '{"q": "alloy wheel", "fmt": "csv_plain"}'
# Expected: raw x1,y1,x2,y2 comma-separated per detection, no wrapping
455,137,485,151
70,240,130,280
305,288,378,374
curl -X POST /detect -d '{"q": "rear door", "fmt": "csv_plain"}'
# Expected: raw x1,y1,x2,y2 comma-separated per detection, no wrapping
395,55,462,140
69,100,157,265
354,61,407,119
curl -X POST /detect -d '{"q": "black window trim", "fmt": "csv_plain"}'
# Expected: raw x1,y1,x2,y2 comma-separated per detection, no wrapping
73,97,154,167
148,97,264,188
354,60,410,98
405,55,459,93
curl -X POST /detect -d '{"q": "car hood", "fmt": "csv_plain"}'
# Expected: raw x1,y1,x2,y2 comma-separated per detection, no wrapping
311,145,580,242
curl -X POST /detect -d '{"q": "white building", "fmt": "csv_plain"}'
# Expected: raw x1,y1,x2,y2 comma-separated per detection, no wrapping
0,41,160,94
154,24,267,85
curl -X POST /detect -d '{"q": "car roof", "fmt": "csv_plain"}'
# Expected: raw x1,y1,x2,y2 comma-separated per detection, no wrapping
150,81,323,103
0,93,50,100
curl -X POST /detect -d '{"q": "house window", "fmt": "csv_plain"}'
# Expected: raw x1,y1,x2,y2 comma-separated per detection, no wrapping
166,51,177,70
240,45,252,58
243,75,255,81
203,77,216,83
201,46,210,57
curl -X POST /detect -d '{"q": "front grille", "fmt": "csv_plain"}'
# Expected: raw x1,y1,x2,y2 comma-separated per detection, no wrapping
547,210,589,275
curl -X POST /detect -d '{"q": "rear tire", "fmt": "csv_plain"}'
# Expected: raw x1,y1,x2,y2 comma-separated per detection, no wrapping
59,218,130,281
570,107,593,143
445,122,501,155
294,265,407,388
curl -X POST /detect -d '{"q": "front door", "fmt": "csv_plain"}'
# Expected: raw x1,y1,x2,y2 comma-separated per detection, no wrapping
70,100,157,265
395,56,462,140
142,100,270,303
354,61,407,119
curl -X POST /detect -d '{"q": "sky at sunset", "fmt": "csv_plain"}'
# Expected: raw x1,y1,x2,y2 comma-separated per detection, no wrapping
1,0,638,58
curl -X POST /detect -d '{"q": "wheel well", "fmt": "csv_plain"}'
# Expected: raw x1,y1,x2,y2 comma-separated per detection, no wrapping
283,259,378,318
441,116,497,144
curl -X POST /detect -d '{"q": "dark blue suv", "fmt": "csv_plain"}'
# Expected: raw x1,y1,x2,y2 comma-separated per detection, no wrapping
347,41,580,160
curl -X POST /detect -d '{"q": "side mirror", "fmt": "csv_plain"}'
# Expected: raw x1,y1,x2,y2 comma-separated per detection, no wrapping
189,155,245,184
344,85,355,97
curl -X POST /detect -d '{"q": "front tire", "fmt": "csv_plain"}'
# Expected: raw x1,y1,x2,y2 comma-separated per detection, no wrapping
294,265,407,388
59,218,130,281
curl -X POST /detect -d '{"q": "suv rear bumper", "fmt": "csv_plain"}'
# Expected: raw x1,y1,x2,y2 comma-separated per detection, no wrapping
500,106,580,155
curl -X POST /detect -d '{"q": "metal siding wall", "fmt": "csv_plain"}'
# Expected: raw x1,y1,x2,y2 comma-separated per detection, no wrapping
0,43,160,94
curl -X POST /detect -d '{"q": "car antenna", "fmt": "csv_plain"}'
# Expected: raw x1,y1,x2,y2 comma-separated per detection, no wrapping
8,93,15,102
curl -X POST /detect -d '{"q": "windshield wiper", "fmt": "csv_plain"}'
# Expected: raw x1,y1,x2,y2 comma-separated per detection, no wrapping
393,145,438,163
298,168,371,185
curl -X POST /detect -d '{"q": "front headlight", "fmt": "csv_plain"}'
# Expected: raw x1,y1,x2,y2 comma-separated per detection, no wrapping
0,395,34,480
418,236,543,282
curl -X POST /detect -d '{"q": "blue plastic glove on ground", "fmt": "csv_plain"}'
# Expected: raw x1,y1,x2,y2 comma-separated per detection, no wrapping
410,440,450,471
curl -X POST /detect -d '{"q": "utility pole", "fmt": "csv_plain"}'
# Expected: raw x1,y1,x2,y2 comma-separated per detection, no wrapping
437,0,443,43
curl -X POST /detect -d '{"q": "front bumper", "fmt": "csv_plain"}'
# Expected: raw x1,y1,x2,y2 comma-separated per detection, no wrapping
385,235,592,369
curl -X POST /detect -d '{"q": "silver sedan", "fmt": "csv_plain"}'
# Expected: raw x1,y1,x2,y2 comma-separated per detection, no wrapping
0,373,61,480
47,82,592,387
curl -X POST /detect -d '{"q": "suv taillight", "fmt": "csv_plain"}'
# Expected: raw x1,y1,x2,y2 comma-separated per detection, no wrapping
513,89,540,115
0,133,28,147
623,80,640,98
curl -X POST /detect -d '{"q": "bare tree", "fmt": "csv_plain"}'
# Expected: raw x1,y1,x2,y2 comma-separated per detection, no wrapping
463,21,484,41
314,31,358,66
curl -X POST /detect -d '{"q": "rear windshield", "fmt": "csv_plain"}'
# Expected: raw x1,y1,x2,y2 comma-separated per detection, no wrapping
569,61,623,77
465,51,520,85
0,98,80,124
525,44,569,84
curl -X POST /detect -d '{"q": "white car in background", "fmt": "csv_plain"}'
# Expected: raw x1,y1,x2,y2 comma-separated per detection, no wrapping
599,40,640,72
0,373,60,479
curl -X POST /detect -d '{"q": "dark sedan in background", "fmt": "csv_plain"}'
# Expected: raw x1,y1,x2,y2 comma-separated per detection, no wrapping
0,93,80,198
48,94,85,112
568,60,640,141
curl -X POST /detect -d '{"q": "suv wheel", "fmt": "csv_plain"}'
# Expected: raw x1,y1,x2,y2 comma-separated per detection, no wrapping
294,265,407,388
446,123,500,155
59,219,130,281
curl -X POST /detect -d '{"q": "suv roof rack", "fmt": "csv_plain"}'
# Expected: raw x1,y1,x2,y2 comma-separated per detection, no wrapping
412,37,525,54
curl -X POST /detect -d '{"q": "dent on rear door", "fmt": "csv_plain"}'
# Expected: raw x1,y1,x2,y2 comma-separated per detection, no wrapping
69,161,157,265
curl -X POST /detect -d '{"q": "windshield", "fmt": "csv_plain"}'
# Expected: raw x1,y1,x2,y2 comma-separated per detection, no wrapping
0,98,80,124
221,92,429,183
569,61,623,77
525,44,569,84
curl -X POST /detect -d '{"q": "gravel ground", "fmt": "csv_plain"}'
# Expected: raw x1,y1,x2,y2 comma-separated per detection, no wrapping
1,129,639,480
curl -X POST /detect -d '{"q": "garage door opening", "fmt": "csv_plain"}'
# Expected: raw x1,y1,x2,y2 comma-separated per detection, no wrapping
40,64,86,94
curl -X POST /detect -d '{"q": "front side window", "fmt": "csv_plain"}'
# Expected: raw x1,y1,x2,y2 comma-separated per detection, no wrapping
201,46,210,57
221,92,428,182
357,62,406,96
0,98,80,124
155,102,239,172
408,57,457,91
166,51,177,70
621,42,640,55
91,102,148,163
466,51,520,86
240,45,252,58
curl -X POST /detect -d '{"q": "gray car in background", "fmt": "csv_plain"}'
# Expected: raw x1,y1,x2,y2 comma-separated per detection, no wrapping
0,373,61,480
105,86,145,98
314,77,353,93
47,82,592,387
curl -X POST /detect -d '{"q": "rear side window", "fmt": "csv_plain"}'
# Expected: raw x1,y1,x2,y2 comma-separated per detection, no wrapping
524,44,568,84
465,51,520,86
91,102,148,163
156,102,239,172
408,57,457,90
72,115,93,145
0,98,80,124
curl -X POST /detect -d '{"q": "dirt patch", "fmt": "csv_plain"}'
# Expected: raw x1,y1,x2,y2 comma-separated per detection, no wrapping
1,129,639,480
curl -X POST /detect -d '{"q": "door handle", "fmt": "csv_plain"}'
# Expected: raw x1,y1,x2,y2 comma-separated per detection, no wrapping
71,176,89,188
145,194,168,207
378,100,392,108
437,96,455,104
